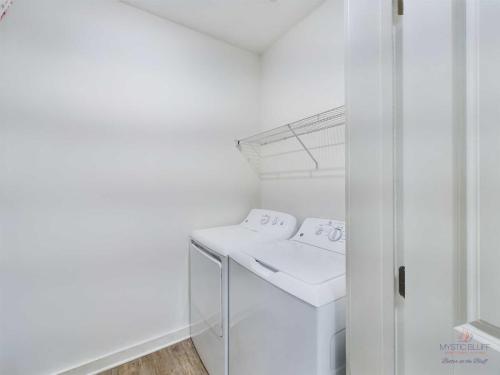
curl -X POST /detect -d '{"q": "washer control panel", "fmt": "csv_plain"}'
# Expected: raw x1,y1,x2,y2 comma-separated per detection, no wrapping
292,218,345,253
242,209,297,239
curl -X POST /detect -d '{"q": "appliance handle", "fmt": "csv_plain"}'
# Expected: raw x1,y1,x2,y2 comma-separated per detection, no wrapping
230,253,278,279
248,259,279,278
255,259,278,273
191,240,222,265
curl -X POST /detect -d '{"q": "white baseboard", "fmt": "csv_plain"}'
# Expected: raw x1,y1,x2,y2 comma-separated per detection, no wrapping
57,325,190,375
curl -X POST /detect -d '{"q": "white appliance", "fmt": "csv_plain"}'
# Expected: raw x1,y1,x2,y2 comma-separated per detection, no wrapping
189,209,297,375
229,218,346,375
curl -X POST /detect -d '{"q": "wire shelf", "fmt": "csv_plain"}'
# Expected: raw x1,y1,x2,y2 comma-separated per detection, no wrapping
236,106,346,180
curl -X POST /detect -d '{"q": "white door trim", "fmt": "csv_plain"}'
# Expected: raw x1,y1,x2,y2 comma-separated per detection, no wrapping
464,0,481,326
345,0,396,374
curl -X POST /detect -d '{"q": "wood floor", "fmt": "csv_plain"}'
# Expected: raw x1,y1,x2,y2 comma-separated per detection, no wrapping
99,339,208,375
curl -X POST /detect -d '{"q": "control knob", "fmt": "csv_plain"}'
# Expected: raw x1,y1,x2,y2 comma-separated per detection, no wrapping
261,214,271,225
328,227,343,242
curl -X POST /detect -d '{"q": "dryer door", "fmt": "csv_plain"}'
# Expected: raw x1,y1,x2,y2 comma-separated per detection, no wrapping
190,241,225,375
190,241,223,338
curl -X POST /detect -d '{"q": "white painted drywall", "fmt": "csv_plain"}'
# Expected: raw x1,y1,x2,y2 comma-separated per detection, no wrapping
121,0,326,53
259,0,345,221
0,1,259,374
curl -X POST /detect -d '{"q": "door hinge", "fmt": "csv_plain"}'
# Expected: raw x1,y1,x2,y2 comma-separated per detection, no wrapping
397,0,404,15
398,266,405,298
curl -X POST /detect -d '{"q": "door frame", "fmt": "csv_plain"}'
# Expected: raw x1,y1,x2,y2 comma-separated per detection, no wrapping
345,0,397,374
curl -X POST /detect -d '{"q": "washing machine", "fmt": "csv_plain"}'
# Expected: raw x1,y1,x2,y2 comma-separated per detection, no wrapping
229,217,346,375
189,209,297,375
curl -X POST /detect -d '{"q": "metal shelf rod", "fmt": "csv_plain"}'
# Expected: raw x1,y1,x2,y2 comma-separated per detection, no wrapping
287,124,319,169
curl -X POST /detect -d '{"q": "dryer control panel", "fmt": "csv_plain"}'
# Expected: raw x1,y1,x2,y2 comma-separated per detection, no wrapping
241,209,297,240
292,218,345,254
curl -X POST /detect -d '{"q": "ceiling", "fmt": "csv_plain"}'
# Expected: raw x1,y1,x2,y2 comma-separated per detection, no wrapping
121,0,326,53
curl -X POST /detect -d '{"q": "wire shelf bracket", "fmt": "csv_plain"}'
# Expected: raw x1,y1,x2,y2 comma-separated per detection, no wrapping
287,124,319,169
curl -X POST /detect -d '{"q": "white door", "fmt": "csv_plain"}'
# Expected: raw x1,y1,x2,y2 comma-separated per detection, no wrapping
346,0,500,374
396,0,500,374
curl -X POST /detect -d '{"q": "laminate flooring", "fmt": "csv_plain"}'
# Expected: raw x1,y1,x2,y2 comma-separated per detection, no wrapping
99,339,208,375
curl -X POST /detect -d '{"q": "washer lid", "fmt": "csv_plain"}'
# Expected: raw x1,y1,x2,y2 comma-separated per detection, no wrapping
242,240,345,285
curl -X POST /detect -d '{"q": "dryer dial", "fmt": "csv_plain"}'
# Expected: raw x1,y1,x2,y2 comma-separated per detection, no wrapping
328,227,343,242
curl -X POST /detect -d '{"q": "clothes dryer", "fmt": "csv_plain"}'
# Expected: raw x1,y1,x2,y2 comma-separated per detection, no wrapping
190,209,297,375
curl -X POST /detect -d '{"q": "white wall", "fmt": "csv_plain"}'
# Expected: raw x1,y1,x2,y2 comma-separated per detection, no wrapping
0,1,259,374
259,0,345,221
